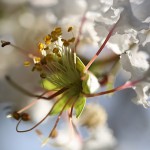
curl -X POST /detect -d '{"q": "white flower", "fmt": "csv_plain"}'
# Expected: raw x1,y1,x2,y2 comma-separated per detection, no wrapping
120,45,150,107
132,84,150,108
83,125,117,150
95,0,149,32
52,130,82,150
93,0,150,56
79,104,117,150
120,47,149,80
105,29,138,54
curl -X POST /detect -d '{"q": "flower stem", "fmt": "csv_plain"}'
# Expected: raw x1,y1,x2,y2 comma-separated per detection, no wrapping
84,79,142,97
17,87,68,115
84,20,119,72
48,97,73,138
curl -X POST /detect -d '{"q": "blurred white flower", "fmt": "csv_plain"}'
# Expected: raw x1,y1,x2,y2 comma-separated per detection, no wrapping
28,98,53,123
79,104,117,150
83,125,117,150
51,129,82,150
120,45,150,107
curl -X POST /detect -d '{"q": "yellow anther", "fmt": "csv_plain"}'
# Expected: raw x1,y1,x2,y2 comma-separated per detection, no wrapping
68,37,75,43
55,27,61,32
24,61,30,67
51,37,58,42
42,138,50,147
33,57,41,64
41,57,47,65
61,39,65,42
32,63,42,72
45,35,51,40
40,73,46,78
38,43,44,50
44,35,51,45
44,47,49,50
57,52,61,57
51,31,57,36
53,48,59,54
63,41,69,47
50,129,58,138
68,26,73,32
45,40,51,45
46,54,53,62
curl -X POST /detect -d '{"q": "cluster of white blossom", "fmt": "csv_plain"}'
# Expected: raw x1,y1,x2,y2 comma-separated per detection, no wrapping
78,0,150,107
0,0,150,150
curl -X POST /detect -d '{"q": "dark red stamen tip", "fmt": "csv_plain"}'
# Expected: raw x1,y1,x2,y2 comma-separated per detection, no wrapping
1,40,11,47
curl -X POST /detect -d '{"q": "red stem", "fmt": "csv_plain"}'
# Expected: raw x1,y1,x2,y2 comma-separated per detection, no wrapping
16,93,67,133
84,79,141,97
48,97,73,138
84,20,120,72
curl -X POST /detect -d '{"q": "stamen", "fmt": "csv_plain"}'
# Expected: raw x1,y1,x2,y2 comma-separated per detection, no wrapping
68,103,75,135
1,40,11,47
1,40,29,56
48,97,73,138
16,93,68,133
35,129,43,137
5,75,69,100
84,79,142,97
68,27,73,32
74,52,77,64
68,99,81,137
33,57,41,64
17,87,69,114
17,99,41,114
5,76,48,99
67,103,82,144
21,113,30,121
7,112,21,120
68,37,75,43
84,19,120,72
42,138,50,147
53,48,59,54
38,43,45,50
24,61,30,67
47,87,68,99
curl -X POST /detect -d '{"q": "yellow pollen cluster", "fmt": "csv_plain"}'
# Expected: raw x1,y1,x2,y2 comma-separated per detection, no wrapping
33,57,41,64
68,26,73,32
38,43,45,50
24,61,30,67
44,35,51,45
24,26,77,78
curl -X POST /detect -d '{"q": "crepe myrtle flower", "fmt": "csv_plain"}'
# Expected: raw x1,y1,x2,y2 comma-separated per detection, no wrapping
1,18,145,145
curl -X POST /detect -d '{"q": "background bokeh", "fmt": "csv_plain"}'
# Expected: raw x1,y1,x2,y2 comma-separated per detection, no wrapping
0,0,150,150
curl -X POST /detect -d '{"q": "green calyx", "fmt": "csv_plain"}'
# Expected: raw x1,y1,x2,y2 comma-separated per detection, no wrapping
41,50,99,118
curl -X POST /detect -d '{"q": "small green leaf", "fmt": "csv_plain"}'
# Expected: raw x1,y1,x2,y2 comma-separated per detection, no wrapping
49,92,73,115
82,74,90,94
74,94,86,118
76,57,85,73
42,79,57,90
